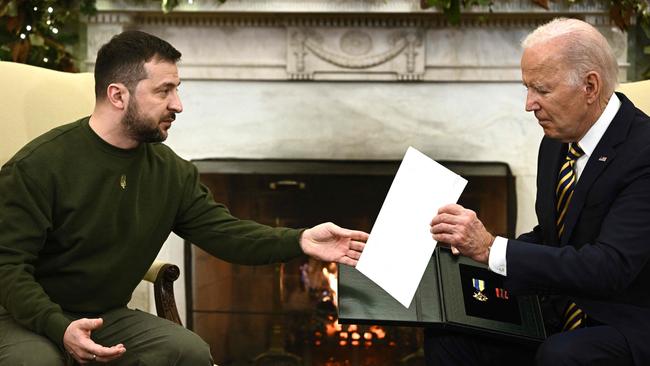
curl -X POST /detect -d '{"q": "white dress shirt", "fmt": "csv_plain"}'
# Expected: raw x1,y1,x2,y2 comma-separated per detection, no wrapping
489,93,622,276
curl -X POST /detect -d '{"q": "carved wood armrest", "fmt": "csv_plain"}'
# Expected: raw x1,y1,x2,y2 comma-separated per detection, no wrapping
143,261,182,326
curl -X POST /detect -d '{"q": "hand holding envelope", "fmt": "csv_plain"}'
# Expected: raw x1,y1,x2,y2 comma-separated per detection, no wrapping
430,204,495,264
355,147,467,308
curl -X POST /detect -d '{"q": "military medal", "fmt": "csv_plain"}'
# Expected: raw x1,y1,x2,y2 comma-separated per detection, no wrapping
495,287,509,300
472,278,488,302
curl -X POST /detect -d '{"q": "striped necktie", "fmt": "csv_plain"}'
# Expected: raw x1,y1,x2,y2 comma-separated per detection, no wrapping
557,142,587,331
556,142,584,238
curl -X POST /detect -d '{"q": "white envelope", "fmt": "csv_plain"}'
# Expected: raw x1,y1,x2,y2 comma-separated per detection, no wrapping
355,146,467,308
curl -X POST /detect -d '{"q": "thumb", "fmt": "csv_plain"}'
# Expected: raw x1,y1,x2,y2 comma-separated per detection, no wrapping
79,318,104,331
325,222,350,237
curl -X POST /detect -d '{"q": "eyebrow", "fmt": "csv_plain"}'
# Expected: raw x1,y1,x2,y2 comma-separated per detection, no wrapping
522,80,546,89
155,81,181,90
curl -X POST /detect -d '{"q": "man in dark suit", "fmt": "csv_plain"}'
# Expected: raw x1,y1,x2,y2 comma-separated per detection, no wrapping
425,18,650,366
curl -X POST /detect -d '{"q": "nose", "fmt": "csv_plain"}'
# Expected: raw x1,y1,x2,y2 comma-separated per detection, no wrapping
169,91,183,113
525,89,539,112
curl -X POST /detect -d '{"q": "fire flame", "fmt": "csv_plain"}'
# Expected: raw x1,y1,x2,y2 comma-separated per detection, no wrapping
316,261,389,349
322,264,338,308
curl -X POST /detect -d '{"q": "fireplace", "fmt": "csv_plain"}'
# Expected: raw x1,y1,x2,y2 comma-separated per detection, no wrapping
184,159,515,365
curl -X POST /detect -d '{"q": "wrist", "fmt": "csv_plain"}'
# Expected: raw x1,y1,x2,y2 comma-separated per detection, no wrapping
482,234,495,264
298,228,310,253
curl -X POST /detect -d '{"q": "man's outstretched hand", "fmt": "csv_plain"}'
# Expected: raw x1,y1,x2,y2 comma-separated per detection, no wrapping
300,222,369,267
63,318,126,364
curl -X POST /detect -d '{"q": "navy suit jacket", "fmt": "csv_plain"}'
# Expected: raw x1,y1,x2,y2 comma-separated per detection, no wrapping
505,93,650,365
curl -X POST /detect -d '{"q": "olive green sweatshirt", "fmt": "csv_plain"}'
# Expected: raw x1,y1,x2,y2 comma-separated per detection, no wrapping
0,117,303,348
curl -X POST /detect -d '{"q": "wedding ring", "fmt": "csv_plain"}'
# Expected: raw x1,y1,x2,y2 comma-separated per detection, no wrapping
92,354,97,361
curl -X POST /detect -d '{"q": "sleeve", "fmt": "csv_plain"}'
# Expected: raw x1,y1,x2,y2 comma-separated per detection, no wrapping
172,164,304,264
0,162,71,348
505,152,650,299
488,236,508,276
488,224,545,276
515,224,544,244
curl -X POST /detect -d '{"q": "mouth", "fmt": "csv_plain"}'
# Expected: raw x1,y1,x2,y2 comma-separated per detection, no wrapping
535,115,550,125
160,115,176,127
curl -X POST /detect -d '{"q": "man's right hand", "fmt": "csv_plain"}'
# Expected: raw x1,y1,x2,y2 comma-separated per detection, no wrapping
63,318,126,364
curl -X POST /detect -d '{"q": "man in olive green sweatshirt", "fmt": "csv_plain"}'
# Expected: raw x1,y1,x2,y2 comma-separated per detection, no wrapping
0,30,368,365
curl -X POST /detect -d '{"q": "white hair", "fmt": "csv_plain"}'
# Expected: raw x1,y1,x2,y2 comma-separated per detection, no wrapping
522,18,619,95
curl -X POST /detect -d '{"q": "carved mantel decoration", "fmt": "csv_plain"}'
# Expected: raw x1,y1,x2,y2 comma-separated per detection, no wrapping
87,0,626,82
288,28,424,80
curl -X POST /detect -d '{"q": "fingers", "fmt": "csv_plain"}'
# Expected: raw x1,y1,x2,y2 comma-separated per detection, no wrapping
64,318,126,364
93,344,127,362
432,232,458,245
71,343,126,364
430,205,477,226
339,256,358,267
348,230,370,242
430,212,466,226
90,343,126,359
437,204,465,215
430,222,456,235
349,240,365,252
329,224,369,243
76,317,103,331
68,349,95,364
346,248,362,260
430,223,465,246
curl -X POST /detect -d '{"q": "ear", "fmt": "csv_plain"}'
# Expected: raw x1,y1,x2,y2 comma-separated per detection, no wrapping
583,71,601,104
106,83,129,110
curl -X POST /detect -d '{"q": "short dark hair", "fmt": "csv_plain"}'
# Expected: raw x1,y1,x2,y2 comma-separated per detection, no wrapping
94,30,182,99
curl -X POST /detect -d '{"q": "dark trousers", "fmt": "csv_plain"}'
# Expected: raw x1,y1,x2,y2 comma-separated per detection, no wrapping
424,325,633,366
0,307,213,366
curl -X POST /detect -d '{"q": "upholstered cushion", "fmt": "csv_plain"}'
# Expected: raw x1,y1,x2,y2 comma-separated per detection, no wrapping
617,80,650,116
0,61,94,165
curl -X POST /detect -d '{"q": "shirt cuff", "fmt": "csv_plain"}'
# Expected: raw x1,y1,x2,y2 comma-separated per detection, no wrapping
488,236,508,276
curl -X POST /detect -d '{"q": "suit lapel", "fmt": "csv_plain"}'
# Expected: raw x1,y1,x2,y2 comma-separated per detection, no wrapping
561,147,616,245
538,138,564,245
561,93,634,245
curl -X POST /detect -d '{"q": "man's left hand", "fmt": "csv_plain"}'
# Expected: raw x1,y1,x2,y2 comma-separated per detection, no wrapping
430,204,494,264
300,222,368,266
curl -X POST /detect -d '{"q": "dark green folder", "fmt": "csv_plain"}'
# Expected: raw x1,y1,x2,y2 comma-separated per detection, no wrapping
338,247,546,344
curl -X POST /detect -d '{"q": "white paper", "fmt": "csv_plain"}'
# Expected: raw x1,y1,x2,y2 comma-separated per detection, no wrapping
355,146,467,308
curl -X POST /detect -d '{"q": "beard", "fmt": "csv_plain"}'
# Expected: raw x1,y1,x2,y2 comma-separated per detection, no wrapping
121,99,175,143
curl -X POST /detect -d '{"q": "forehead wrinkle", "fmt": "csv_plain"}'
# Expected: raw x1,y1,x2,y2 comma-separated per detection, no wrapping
522,52,563,86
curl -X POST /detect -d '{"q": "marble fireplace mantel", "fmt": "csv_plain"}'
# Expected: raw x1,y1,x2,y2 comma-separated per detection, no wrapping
87,0,628,321
88,0,627,81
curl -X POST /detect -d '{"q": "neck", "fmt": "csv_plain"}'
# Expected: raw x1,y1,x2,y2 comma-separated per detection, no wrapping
88,107,139,150
573,92,611,142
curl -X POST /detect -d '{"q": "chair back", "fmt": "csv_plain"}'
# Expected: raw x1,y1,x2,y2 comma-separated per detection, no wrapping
617,80,650,115
0,61,94,165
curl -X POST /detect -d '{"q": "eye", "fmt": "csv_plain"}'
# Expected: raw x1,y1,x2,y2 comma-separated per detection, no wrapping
533,86,550,95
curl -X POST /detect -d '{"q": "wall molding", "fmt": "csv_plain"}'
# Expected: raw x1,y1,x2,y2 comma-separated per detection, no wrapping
85,1,624,81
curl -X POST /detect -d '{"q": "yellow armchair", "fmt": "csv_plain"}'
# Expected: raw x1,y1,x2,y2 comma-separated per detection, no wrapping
617,80,650,115
0,61,182,325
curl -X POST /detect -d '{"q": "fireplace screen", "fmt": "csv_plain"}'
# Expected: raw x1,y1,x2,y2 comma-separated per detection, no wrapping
185,159,515,366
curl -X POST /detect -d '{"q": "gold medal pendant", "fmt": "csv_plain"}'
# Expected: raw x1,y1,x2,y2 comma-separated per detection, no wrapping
120,174,127,189
472,278,488,302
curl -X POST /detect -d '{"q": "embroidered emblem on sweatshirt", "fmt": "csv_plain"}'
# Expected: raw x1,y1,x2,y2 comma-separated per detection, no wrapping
120,174,127,189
